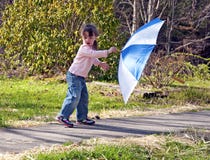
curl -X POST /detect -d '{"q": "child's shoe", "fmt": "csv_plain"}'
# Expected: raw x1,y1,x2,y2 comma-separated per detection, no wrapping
56,116,74,127
77,118,95,125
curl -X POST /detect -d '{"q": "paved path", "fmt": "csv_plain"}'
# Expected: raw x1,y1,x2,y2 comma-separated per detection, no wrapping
0,110,210,154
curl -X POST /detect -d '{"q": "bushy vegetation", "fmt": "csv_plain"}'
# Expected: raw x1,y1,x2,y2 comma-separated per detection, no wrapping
0,0,121,80
143,52,210,88
0,0,209,83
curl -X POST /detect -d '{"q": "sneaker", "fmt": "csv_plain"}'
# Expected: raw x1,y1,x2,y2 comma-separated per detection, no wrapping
56,116,74,127
77,118,95,125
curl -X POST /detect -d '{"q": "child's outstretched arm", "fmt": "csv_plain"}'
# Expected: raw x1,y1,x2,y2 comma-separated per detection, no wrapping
107,47,118,54
93,46,118,70
100,47,118,71
99,62,109,71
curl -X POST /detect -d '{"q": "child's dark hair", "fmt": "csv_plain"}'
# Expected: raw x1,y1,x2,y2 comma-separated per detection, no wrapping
81,24,99,50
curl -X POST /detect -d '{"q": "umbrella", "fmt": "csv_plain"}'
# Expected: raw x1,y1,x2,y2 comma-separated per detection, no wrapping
118,18,165,104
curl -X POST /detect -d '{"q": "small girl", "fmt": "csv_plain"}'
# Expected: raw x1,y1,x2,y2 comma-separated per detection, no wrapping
56,24,118,127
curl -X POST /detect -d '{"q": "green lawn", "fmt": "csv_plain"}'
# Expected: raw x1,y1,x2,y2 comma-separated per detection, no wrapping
0,77,209,127
0,78,64,126
0,77,210,159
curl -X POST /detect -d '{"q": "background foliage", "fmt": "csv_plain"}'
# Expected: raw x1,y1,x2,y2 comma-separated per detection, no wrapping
0,0,121,80
0,0,209,84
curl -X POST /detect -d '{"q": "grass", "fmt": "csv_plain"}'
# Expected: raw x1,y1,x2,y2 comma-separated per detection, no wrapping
30,144,148,160
12,133,209,160
0,78,66,127
0,77,209,159
0,77,210,127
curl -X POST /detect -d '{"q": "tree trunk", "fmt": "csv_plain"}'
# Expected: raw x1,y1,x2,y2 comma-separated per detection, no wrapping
131,0,140,34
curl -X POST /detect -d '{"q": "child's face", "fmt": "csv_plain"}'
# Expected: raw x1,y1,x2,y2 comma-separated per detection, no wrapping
82,31,96,47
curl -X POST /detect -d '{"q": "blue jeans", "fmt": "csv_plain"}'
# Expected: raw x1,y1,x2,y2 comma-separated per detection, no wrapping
58,71,88,121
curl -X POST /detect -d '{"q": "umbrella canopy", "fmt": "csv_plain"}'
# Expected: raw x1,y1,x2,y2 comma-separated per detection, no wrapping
118,18,165,104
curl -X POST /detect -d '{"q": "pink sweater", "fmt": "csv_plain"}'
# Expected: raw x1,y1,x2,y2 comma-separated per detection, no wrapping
69,44,108,78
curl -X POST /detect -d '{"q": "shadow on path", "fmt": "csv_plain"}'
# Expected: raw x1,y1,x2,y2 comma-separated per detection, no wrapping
0,110,210,154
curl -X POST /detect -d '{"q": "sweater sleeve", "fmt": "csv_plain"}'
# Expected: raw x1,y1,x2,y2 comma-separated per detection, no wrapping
78,44,108,58
93,58,101,66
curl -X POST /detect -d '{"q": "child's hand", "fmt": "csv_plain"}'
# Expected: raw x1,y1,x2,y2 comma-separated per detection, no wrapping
108,47,118,54
100,62,109,71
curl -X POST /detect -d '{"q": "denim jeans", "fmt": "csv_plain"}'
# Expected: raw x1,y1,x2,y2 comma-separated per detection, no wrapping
58,71,88,121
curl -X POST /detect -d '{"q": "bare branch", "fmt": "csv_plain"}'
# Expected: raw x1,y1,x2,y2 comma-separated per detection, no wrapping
172,36,210,53
155,0,160,10
140,0,147,22
119,0,133,7
147,0,153,22
158,1,168,18
194,3,210,30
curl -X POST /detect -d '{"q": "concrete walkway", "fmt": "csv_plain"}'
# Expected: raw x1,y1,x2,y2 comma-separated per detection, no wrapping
0,110,210,154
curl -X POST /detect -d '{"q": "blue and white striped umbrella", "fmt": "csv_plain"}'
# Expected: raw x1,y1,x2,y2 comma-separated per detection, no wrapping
118,18,165,103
